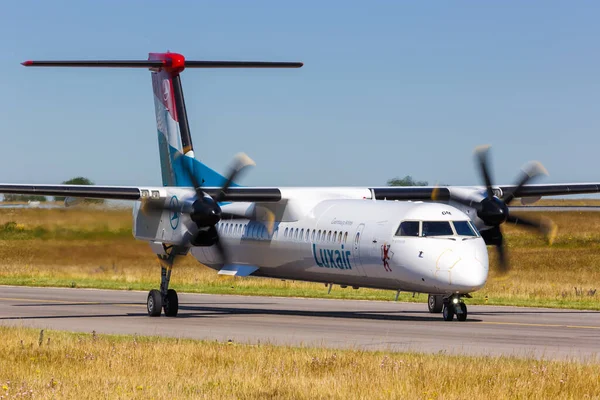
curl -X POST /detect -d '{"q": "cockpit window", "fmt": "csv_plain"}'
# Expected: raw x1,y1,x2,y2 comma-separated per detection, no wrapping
422,221,453,237
453,221,478,236
396,221,419,237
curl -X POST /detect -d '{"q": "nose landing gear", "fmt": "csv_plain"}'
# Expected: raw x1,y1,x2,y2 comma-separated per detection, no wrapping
442,295,468,322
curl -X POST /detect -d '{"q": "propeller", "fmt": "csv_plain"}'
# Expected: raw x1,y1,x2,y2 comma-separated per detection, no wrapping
142,153,257,266
183,153,256,265
450,146,557,273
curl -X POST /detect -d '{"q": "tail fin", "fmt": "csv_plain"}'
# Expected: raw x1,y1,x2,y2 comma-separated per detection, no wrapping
22,53,303,187
149,52,224,187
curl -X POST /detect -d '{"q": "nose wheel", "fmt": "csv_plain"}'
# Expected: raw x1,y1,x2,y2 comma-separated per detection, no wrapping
442,295,468,321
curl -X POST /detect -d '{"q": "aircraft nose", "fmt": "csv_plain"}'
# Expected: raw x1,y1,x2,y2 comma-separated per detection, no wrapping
451,258,488,292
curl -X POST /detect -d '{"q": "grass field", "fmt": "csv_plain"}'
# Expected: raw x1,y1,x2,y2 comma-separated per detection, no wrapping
521,198,600,206
0,206,599,309
1,325,599,399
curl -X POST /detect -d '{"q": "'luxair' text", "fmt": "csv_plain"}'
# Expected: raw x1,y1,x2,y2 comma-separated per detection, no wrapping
312,244,352,269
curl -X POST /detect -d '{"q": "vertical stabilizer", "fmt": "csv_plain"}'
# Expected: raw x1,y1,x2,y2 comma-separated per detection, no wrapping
149,52,197,187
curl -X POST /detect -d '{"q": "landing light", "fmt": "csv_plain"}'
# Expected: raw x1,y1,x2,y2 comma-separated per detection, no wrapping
452,298,459,304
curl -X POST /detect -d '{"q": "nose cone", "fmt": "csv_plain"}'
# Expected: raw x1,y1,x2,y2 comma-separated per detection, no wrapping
451,257,488,292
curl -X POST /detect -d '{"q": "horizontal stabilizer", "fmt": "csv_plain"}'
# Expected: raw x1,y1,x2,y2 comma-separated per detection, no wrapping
218,264,259,277
22,60,303,69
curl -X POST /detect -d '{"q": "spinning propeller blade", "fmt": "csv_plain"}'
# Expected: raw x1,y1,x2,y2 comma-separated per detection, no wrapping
450,146,556,273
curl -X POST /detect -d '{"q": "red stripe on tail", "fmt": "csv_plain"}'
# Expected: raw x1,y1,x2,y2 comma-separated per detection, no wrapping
149,52,186,122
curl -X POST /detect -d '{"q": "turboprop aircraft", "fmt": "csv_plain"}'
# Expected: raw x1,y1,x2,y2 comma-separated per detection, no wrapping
6,52,600,322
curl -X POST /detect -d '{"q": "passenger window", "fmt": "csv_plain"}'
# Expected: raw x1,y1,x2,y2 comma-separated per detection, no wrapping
300,229,304,241
284,228,288,238
422,221,453,237
338,232,342,242
343,232,348,243
311,230,315,242
305,229,310,242
453,221,477,236
396,221,419,237
327,231,332,241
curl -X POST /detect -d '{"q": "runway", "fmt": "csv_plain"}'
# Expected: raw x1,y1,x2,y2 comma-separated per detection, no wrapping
1,286,599,361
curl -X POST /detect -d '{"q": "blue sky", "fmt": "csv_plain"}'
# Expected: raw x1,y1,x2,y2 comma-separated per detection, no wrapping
1,1,598,188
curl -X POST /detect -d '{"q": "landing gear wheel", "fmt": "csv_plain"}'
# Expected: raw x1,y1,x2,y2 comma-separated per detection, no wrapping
147,289,162,317
456,303,468,321
163,289,179,317
428,294,443,313
442,304,454,321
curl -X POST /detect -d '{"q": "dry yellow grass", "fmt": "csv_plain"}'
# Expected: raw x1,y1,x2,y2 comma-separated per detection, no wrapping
0,207,131,231
0,207,599,308
522,198,600,206
1,326,599,399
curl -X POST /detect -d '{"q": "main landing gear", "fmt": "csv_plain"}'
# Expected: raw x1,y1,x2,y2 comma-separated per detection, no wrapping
147,249,180,317
427,294,443,313
428,294,468,321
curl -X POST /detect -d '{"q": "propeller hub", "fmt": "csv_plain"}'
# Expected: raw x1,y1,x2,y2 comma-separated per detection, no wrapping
477,196,509,226
190,198,222,227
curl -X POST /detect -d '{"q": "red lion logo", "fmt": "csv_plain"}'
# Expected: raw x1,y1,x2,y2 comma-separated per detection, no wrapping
381,244,392,272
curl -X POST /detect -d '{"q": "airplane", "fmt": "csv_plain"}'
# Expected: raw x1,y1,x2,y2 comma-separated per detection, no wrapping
5,52,600,322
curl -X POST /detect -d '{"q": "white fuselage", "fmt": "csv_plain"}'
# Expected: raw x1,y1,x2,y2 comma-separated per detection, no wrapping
190,199,489,295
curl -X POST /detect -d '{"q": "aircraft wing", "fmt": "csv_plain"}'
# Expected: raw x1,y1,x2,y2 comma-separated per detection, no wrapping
0,184,283,203
0,184,141,200
370,187,449,200
370,183,600,201
496,183,600,198
1,183,597,203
